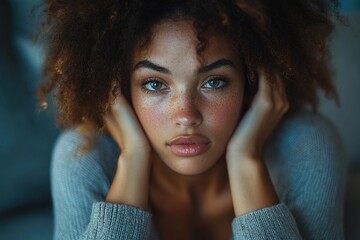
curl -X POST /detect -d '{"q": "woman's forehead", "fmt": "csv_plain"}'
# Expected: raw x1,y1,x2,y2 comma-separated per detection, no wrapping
133,20,240,68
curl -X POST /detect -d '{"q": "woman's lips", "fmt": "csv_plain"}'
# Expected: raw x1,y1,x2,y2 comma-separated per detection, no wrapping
167,136,210,157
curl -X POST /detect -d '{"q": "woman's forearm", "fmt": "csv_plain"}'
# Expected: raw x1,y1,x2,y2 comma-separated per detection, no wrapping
105,154,151,210
227,157,279,216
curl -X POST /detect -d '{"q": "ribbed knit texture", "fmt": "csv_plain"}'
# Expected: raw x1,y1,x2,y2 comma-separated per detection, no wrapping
83,203,151,239
51,110,346,239
232,203,301,239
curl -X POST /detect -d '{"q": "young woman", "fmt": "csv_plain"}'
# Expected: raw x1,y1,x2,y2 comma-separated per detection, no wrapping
39,0,346,239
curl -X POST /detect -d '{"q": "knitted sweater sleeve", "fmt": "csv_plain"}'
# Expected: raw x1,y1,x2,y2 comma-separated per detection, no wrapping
51,130,152,240
231,112,346,240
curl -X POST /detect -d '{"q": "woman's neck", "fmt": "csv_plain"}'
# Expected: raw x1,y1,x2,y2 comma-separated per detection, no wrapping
150,155,229,202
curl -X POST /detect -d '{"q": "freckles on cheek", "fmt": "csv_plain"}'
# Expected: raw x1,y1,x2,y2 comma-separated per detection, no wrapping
135,100,166,134
207,99,242,127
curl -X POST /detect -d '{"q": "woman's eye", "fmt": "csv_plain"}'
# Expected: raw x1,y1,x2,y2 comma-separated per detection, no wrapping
202,78,227,89
143,80,166,91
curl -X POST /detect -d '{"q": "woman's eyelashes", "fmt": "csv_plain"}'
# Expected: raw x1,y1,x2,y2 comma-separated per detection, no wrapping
140,76,230,93
142,78,167,93
201,76,229,90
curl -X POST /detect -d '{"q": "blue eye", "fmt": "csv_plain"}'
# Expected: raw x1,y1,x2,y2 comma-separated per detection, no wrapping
143,80,166,91
203,78,227,89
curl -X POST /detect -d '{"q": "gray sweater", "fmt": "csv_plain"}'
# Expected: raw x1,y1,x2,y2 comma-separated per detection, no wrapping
51,110,346,239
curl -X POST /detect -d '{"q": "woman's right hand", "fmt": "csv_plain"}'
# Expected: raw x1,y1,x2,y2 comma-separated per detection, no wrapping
104,94,151,161
103,94,152,209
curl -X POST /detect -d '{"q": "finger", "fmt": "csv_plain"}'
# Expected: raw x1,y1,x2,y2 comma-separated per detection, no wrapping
112,95,139,132
258,71,288,115
257,70,273,104
246,73,283,145
231,75,272,146
104,112,124,147
254,71,274,116
273,74,289,114
111,95,146,145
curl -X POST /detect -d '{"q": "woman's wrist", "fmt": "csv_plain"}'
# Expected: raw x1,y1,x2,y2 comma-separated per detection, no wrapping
105,154,151,210
226,156,279,216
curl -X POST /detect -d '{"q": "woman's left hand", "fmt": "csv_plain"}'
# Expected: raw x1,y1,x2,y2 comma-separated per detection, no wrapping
226,70,289,216
227,70,289,162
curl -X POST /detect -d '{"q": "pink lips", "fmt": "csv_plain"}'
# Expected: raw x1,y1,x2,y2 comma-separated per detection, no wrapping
167,136,210,157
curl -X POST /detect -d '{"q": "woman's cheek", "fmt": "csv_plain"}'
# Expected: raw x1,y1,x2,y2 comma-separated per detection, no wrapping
133,97,167,136
208,104,240,133
206,96,243,130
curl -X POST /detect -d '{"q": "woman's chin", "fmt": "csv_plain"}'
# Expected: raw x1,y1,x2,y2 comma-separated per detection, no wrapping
163,157,220,176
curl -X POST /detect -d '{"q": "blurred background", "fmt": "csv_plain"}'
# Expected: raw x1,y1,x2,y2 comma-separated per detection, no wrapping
0,0,359,239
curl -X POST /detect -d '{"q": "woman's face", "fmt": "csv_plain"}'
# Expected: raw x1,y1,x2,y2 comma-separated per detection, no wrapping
131,20,244,175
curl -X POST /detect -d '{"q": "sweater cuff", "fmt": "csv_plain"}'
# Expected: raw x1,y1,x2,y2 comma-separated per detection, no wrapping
232,203,301,240
84,202,152,240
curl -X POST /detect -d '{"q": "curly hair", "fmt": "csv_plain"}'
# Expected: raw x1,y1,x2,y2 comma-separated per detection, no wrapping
38,0,341,131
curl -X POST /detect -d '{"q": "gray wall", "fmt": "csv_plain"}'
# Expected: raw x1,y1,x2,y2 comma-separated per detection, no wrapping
320,10,360,168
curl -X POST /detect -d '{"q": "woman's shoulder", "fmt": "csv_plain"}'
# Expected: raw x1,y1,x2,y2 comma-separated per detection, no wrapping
266,108,345,171
51,128,119,186
270,109,343,153
51,129,121,230
265,113,346,239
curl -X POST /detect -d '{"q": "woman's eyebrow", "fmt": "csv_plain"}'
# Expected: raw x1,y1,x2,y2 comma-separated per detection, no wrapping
133,60,171,74
198,59,236,74
133,58,235,74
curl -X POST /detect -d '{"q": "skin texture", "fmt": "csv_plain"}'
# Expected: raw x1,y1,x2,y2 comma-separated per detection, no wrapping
40,1,340,132
104,19,288,239
131,20,244,176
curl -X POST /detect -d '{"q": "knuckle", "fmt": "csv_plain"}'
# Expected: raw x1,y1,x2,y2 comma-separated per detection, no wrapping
258,97,273,111
273,99,289,114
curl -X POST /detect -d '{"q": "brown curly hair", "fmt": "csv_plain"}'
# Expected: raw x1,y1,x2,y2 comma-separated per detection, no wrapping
38,0,342,131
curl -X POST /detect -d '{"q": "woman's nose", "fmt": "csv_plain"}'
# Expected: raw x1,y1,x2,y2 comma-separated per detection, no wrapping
171,93,203,128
